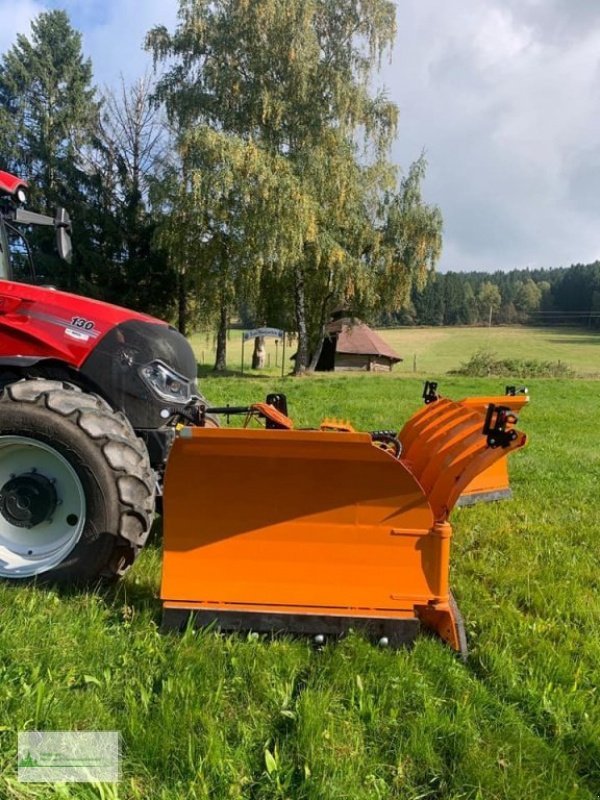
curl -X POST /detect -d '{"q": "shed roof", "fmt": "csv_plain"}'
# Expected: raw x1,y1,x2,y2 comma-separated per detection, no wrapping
326,318,402,362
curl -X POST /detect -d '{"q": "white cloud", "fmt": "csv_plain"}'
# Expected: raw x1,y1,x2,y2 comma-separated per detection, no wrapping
0,0,45,54
472,7,536,68
386,0,600,270
43,0,179,89
77,0,178,89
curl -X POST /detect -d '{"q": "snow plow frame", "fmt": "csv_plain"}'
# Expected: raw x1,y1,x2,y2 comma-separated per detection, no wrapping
160,397,527,657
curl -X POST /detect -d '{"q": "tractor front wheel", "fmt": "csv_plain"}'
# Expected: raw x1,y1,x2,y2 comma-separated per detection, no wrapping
0,380,155,583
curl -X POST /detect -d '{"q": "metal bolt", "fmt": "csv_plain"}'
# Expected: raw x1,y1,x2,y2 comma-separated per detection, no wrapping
314,634,325,645
378,636,389,647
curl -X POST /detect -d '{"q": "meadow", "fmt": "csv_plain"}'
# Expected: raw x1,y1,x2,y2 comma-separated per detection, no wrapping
0,327,599,799
190,324,600,377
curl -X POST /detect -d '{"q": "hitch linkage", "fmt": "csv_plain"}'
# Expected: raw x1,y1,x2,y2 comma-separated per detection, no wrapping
483,404,519,448
422,380,439,405
505,385,528,396
198,393,289,428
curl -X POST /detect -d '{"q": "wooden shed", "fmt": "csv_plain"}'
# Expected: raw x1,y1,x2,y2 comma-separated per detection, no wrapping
315,318,402,372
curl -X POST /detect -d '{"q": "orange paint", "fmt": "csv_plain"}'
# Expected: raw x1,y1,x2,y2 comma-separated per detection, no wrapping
161,397,527,654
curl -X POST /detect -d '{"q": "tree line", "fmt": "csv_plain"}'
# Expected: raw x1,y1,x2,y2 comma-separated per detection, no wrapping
0,4,443,372
379,262,600,329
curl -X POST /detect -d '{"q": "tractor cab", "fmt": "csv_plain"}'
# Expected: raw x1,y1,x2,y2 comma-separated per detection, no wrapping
0,169,72,282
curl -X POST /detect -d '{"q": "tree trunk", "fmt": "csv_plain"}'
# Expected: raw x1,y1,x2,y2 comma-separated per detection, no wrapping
307,284,333,371
308,327,326,372
214,302,228,372
251,336,266,369
177,268,188,336
293,266,309,375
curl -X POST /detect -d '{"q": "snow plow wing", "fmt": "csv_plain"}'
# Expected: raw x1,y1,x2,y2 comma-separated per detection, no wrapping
161,400,526,656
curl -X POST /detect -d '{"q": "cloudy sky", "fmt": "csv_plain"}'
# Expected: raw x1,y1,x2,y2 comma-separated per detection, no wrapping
1,0,599,272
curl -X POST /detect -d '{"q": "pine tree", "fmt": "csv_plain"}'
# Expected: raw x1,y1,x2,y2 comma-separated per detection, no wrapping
0,10,99,207
0,10,100,288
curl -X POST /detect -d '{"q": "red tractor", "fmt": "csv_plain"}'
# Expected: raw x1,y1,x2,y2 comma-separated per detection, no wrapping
0,170,212,583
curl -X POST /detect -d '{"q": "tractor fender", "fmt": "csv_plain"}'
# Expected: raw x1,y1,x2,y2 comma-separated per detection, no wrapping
0,355,53,368
0,356,107,401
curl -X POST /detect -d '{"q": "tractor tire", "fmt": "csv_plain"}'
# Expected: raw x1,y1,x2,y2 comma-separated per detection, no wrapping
0,379,155,583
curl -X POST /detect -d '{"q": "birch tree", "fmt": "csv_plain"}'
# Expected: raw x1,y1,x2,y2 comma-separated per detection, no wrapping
147,0,442,370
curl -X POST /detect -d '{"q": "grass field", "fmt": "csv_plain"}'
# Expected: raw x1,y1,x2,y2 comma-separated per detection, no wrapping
1,329,600,798
190,325,600,377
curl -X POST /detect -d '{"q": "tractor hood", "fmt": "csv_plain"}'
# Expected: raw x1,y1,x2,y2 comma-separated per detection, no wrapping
0,280,165,368
0,280,199,430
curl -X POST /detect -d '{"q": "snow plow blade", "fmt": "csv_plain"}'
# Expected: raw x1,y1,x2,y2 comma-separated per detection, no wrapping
406,383,529,506
160,398,526,655
458,393,528,504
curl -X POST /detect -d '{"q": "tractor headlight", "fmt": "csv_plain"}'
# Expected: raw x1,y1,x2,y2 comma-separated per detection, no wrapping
140,361,193,403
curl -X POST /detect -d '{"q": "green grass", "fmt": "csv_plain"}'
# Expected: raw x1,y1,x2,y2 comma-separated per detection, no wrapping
1,331,600,798
378,326,600,377
190,325,600,378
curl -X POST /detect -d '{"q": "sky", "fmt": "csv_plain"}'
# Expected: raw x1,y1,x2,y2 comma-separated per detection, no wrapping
1,0,599,273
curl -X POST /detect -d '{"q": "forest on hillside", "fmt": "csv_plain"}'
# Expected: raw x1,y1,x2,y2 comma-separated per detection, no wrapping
378,262,600,329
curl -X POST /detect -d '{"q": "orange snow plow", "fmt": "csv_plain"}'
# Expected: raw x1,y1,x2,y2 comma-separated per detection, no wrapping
412,382,529,506
160,394,527,656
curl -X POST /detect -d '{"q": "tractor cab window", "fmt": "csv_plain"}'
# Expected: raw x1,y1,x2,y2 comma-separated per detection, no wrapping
3,222,35,283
